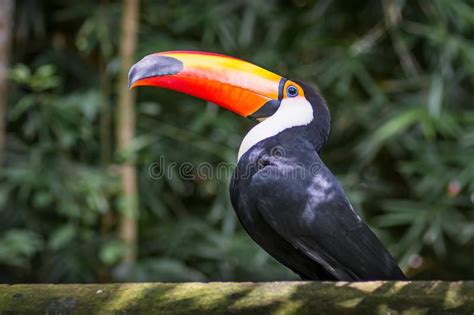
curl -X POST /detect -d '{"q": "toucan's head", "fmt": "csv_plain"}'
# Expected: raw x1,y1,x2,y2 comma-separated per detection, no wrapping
129,51,330,151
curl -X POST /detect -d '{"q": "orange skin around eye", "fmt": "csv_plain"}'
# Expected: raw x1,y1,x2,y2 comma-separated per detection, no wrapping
283,80,305,99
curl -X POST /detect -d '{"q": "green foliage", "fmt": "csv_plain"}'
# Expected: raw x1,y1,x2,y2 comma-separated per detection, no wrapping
0,230,43,267
1,0,473,282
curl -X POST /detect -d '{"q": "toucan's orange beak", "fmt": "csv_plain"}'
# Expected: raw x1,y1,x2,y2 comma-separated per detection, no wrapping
129,51,286,119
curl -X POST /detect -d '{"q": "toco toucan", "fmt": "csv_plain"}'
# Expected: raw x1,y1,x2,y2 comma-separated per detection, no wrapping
129,51,406,281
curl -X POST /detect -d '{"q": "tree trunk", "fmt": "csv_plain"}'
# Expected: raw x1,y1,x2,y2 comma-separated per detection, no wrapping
116,0,139,264
0,0,14,171
0,281,473,314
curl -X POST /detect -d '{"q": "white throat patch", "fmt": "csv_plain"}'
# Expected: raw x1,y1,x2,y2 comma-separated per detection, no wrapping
238,97,314,160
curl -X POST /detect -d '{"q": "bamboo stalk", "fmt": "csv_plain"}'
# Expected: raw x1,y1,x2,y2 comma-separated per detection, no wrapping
116,0,140,265
0,0,14,171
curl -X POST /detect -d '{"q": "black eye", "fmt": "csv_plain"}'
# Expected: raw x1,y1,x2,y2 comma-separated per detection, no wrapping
287,85,298,97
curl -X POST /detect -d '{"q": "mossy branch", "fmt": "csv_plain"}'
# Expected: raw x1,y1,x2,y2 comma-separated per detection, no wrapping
0,281,473,314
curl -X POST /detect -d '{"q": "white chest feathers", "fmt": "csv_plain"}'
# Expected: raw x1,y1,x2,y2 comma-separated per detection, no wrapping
238,97,314,160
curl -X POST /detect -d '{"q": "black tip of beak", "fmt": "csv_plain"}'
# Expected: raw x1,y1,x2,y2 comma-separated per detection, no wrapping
128,55,184,88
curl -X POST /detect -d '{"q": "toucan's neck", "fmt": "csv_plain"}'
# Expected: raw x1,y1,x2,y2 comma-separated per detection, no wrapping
302,90,331,154
238,97,313,160
238,87,330,160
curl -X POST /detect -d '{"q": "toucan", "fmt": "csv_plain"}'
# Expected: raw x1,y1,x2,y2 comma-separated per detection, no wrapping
129,51,406,281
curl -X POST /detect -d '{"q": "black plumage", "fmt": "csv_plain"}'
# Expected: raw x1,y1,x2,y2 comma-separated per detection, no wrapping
230,82,406,280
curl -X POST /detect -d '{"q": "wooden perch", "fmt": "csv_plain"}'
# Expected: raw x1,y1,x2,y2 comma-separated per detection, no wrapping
0,281,473,314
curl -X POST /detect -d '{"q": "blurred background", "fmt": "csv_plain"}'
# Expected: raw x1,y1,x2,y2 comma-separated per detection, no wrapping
0,0,473,283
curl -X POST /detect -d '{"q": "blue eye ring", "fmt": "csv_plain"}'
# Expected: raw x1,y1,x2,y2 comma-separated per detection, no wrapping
286,85,298,97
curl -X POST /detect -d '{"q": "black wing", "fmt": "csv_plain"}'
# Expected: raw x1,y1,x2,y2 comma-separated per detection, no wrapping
249,152,406,281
